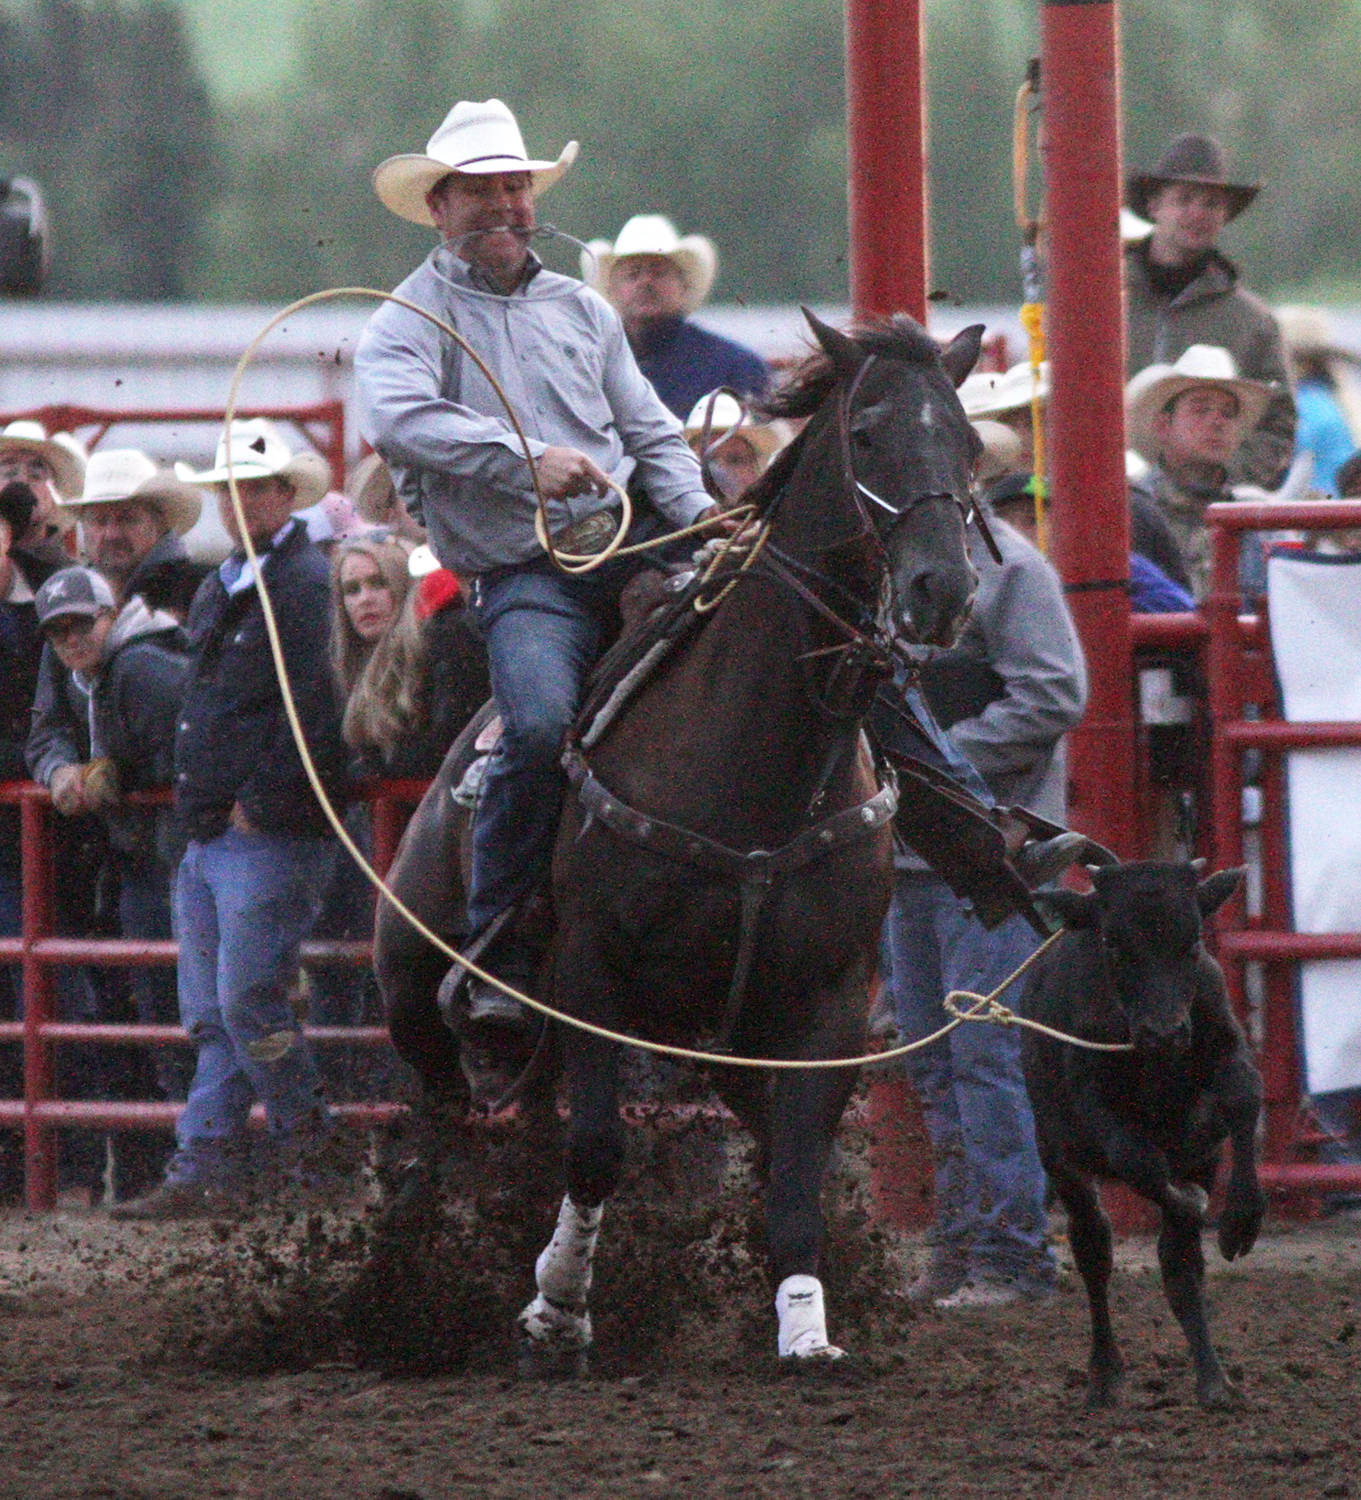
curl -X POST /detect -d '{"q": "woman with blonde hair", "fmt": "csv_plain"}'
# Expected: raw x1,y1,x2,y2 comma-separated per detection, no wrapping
330,534,489,778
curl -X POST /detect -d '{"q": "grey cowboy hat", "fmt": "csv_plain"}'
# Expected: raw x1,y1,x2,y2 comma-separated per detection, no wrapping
1127,134,1260,222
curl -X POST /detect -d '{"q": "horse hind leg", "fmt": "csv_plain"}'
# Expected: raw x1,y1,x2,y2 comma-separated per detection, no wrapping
516,1194,603,1378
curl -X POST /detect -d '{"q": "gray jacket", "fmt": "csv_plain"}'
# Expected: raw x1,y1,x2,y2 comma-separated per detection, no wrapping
922,518,1088,824
354,248,712,575
1125,239,1296,488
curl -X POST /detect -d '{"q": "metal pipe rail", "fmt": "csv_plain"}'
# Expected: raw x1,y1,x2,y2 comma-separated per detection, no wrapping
0,778,422,1210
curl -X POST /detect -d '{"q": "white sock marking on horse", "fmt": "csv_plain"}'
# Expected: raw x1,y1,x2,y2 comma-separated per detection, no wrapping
535,1194,603,1310
775,1274,845,1360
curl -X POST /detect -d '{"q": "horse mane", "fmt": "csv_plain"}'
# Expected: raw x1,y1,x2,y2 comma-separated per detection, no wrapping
756,314,941,421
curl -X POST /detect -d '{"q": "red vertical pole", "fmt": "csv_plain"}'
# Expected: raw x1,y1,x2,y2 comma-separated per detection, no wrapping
21,789,57,1210
845,0,928,323
1040,0,1137,857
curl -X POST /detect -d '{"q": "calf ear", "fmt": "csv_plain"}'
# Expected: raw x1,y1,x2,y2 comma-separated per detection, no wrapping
1033,889,1099,930
1197,866,1247,918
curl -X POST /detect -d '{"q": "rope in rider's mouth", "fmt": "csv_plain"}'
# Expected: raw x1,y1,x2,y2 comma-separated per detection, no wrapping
222,287,1132,1072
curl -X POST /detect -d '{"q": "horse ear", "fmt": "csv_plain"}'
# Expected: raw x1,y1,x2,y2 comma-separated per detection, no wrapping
938,324,985,388
802,306,863,376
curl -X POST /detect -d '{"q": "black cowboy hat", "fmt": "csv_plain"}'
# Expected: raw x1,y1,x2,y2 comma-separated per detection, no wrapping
1127,134,1260,222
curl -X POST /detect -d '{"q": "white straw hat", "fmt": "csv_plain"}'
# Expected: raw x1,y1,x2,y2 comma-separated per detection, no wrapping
582,215,718,316
683,391,788,467
1125,345,1271,459
68,448,202,535
958,361,1050,419
373,99,578,227
175,419,332,511
0,419,88,501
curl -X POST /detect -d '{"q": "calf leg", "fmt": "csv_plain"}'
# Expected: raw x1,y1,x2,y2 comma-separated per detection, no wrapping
1156,1209,1241,1409
1051,1165,1124,1408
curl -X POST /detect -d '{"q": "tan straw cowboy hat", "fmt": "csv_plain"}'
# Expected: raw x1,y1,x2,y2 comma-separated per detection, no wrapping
0,419,88,501
582,215,718,316
1125,345,1271,459
373,99,578,227
958,361,1050,419
175,419,332,511
683,391,789,467
68,448,202,535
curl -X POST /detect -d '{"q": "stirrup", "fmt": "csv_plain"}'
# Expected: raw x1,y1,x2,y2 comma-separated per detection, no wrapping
436,907,518,1033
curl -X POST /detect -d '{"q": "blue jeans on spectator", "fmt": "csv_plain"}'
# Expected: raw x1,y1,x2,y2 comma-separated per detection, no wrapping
466,559,628,934
169,829,335,1186
887,870,1055,1288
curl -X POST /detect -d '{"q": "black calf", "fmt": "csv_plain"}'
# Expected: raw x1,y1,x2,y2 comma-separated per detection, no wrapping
1021,860,1266,1410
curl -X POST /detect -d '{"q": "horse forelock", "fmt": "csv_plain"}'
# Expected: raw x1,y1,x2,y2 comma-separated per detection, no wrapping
758,315,943,420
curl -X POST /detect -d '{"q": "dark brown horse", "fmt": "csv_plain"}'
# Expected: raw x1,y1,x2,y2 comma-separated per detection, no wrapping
375,311,984,1366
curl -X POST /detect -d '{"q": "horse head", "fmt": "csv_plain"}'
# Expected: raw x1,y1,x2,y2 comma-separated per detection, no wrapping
763,310,983,648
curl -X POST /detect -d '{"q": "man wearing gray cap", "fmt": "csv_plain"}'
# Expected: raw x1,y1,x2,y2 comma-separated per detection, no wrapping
26,565,189,1202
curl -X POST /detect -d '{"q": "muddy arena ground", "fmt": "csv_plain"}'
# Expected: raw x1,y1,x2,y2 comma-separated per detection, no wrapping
1,1113,1359,1500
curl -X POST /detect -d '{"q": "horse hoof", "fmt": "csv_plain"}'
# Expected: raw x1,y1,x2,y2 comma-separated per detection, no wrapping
1198,1377,1246,1412
517,1340,590,1381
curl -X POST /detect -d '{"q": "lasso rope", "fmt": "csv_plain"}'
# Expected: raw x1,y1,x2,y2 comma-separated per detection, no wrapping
221,287,1129,1072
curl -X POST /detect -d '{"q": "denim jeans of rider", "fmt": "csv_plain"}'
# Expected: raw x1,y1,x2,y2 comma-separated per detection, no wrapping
466,525,673,936
169,829,334,1185
887,870,1055,1286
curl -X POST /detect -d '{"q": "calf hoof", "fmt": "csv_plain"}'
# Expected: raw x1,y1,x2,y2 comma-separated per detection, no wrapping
1197,1375,1245,1411
1217,1194,1266,1261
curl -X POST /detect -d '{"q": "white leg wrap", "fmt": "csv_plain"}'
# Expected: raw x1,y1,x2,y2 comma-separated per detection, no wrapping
534,1195,603,1310
775,1274,845,1360
517,1291,593,1351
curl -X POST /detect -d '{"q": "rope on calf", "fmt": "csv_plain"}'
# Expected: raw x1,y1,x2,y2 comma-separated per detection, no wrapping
222,287,1119,1073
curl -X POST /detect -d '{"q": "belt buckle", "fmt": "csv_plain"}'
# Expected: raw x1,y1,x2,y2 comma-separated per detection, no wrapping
550,507,620,557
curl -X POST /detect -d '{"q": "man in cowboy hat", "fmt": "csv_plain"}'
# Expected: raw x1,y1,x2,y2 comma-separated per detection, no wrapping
1125,344,1272,602
67,448,207,619
584,215,769,419
682,389,789,503
356,99,726,1092
1125,133,1293,487
0,418,86,572
113,419,349,1219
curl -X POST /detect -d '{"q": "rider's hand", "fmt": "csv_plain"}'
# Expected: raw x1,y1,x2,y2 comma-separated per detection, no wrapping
536,447,612,502
49,764,88,817
695,503,744,536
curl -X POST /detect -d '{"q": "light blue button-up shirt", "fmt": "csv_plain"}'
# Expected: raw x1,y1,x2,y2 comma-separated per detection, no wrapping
355,248,712,576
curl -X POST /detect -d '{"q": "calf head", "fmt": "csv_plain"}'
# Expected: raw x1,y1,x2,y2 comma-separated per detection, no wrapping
1042,861,1245,1054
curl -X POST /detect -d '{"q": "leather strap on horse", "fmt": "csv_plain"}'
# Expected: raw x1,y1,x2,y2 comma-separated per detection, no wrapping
562,744,897,1052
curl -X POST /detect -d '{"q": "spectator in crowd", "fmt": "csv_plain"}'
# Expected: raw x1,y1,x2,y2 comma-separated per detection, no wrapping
113,419,350,1219
1124,133,1294,487
346,452,426,544
682,390,789,505
959,360,1048,473
355,98,721,1091
1275,306,1361,496
66,448,207,618
332,535,490,779
1126,344,1272,601
887,491,1088,1310
583,214,769,419
0,419,86,557
0,502,63,1200
25,566,189,1200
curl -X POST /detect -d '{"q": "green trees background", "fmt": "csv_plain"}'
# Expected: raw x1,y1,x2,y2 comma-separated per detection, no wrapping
3,0,1360,305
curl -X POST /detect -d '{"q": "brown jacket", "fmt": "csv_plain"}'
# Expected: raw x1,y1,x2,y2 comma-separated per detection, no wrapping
1125,239,1296,488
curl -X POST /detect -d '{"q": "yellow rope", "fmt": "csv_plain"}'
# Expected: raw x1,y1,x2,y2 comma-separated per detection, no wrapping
220,288,1124,1072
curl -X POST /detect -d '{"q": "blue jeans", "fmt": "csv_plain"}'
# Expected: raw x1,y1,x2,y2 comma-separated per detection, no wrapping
887,871,1054,1285
466,560,627,933
170,829,335,1183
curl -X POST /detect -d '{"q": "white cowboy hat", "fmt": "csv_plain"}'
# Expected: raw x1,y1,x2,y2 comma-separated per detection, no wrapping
175,418,332,511
1125,345,1271,459
683,391,789,467
373,99,578,227
67,448,202,536
0,419,88,501
582,215,718,316
958,361,1050,419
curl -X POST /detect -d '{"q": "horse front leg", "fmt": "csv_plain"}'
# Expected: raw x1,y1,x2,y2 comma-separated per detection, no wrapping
516,1000,624,1376
764,996,862,1361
